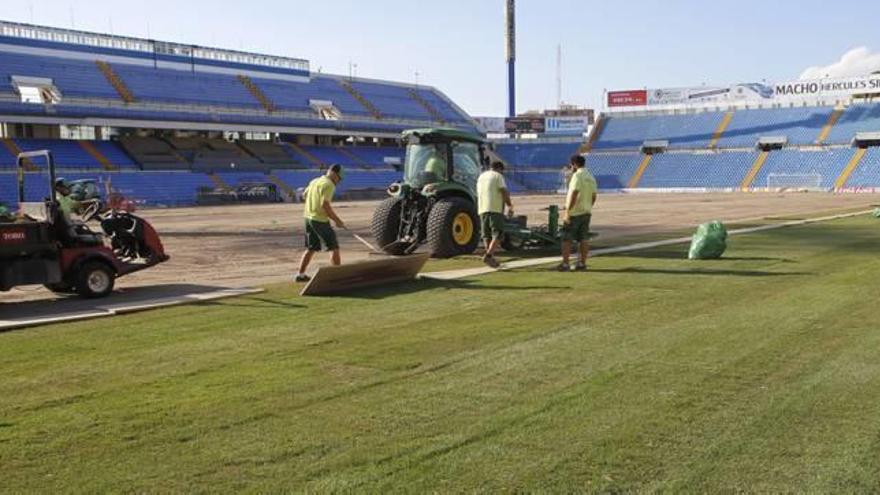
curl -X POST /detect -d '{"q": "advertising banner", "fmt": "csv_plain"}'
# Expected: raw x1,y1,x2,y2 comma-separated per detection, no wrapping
647,83,774,105
609,75,880,109
544,116,590,135
608,90,647,107
474,116,506,134
773,75,880,99
505,116,545,134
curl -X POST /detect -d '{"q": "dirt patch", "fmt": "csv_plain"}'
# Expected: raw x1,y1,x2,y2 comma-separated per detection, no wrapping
2,192,878,303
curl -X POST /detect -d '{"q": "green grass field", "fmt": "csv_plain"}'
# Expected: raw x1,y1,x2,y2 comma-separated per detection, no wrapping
2,215,880,492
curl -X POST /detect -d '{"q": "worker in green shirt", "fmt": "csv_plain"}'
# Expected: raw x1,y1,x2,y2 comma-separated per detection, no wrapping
423,148,447,183
558,155,597,272
295,164,346,283
477,161,513,268
54,178,94,222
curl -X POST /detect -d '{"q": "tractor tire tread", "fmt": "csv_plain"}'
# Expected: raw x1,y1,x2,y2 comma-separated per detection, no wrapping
426,197,479,258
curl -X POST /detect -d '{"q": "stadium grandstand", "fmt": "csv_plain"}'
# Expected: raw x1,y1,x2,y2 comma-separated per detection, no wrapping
584,98,880,192
4,21,880,210
0,20,477,207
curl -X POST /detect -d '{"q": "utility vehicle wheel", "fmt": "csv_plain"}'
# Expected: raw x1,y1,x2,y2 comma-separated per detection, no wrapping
426,197,479,258
44,282,76,295
370,197,408,255
74,261,115,299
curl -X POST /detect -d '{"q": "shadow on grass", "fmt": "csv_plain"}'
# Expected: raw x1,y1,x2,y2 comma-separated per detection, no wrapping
310,277,573,300
587,267,811,277
195,296,303,310
606,249,795,263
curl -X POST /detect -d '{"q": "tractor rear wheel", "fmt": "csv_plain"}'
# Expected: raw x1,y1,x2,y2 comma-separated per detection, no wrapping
426,197,479,258
73,261,115,299
370,197,408,255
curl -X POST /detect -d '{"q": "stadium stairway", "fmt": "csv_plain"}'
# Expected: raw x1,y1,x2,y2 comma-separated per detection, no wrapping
408,89,445,123
708,112,734,148
1,138,36,171
237,75,276,113
336,147,369,167
834,147,868,189
285,143,324,167
95,61,136,103
627,154,653,188
741,151,770,189
338,80,383,120
816,108,845,145
79,140,116,170
208,173,229,189
842,147,880,188
579,115,606,154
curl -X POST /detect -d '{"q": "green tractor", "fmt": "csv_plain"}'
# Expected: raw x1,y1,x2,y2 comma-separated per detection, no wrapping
371,128,490,258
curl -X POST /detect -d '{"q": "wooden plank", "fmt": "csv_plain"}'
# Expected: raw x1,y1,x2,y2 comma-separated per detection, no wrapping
300,254,430,296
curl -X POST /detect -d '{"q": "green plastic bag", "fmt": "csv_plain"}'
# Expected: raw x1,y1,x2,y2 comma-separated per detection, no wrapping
873,208,880,218
688,221,728,260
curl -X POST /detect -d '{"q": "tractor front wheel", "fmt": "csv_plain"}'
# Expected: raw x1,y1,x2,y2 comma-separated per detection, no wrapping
426,197,479,258
370,197,408,255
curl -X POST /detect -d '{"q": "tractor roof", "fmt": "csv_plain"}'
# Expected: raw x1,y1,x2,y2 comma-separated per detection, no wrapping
402,128,486,144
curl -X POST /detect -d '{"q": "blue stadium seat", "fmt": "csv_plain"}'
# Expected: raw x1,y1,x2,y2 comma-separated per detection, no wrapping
112,64,259,108
0,51,475,131
593,113,722,150
844,147,880,188
826,103,880,144
754,148,854,189
495,143,581,169
0,52,117,98
14,139,102,170
716,107,831,148
584,153,643,189
640,151,757,189
0,170,215,207
271,169,401,193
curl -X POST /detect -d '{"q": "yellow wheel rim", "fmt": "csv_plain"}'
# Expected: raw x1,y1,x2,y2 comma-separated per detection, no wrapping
452,212,474,246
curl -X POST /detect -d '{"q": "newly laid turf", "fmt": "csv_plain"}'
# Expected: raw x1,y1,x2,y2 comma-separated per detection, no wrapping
2,216,880,492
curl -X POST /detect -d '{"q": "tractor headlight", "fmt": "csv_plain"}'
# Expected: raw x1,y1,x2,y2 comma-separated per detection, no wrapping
422,184,437,195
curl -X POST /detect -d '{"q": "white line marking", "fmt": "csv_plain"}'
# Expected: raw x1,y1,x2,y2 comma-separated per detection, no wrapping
0,288,265,331
420,210,873,281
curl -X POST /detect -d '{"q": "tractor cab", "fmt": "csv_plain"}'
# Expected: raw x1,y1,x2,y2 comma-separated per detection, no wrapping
371,128,491,258
402,129,486,194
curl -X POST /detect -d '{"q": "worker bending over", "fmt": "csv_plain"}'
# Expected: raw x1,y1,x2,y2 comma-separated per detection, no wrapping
558,155,597,272
477,161,514,268
295,164,345,283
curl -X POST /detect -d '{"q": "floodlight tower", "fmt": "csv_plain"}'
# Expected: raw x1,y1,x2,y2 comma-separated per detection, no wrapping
505,0,516,117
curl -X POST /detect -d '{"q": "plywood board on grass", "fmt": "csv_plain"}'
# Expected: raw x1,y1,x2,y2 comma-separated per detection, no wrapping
300,254,430,296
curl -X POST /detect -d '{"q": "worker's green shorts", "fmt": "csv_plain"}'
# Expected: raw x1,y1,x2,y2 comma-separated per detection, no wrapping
304,219,339,252
562,214,591,242
480,212,506,241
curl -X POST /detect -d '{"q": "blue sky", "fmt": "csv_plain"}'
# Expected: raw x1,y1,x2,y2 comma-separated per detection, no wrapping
4,0,880,116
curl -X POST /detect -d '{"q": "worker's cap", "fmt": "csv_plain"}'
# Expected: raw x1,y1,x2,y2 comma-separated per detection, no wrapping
54,177,68,188
329,163,344,181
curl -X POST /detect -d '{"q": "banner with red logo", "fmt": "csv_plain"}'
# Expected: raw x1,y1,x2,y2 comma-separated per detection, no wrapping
607,90,647,107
